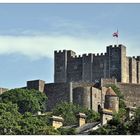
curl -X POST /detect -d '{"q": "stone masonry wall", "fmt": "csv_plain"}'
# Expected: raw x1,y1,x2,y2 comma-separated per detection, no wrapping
91,87,102,112
27,80,45,92
73,87,91,109
67,57,83,82
117,83,140,107
92,54,108,83
100,78,117,87
54,45,140,84
44,81,102,112
45,82,72,111
82,54,93,82
71,82,95,88
73,86,102,112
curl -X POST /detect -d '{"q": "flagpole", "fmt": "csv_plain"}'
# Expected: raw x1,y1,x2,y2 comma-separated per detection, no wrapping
117,37,118,46
117,29,118,46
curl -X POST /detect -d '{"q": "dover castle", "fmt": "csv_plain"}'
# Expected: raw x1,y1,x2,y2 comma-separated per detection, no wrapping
54,44,140,84
1,44,140,113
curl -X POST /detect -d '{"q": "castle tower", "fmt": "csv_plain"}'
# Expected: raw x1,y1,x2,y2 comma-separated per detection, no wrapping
54,50,68,83
104,87,119,113
106,44,127,83
73,87,91,110
27,80,45,92
54,50,76,83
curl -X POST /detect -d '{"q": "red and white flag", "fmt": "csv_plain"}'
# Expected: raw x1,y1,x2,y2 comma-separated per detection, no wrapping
113,30,118,38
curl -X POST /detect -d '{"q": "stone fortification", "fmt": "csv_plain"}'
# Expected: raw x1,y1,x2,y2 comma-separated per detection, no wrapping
54,44,140,84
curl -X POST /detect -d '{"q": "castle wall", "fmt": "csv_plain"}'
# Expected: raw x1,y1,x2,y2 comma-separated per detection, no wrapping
45,83,72,111
100,78,117,87
82,54,93,82
91,87,102,112
117,83,140,107
72,82,95,88
67,57,83,82
44,81,101,111
92,54,108,83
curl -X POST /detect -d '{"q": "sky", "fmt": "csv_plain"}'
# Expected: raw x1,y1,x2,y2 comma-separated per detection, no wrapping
0,3,140,88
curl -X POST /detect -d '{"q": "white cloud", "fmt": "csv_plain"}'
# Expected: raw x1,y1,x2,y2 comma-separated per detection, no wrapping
0,35,112,60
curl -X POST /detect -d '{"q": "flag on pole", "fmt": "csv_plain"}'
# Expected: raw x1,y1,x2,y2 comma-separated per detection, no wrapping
113,30,118,37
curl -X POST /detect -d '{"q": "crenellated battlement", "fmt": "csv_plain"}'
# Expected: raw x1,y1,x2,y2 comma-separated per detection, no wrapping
95,53,106,57
128,56,140,61
136,56,140,61
82,52,107,58
54,50,67,54
107,44,124,48
132,56,136,59
73,55,82,58
55,49,109,59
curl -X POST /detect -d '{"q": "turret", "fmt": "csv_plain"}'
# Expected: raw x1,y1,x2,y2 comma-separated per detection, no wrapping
106,44,127,83
54,50,76,83
54,50,68,83
104,87,119,113
27,79,45,92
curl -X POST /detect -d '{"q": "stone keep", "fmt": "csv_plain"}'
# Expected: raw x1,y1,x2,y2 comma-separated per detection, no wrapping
54,44,140,84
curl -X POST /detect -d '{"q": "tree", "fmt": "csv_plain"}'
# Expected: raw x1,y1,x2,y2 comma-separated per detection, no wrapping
58,127,76,135
90,108,129,135
52,102,80,126
18,112,59,135
85,109,100,123
52,102,100,126
0,89,47,114
0,102,22,135
128,107,140,134
0,89,61,135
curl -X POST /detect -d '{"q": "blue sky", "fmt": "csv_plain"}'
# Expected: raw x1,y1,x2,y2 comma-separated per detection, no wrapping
0,3,140,88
